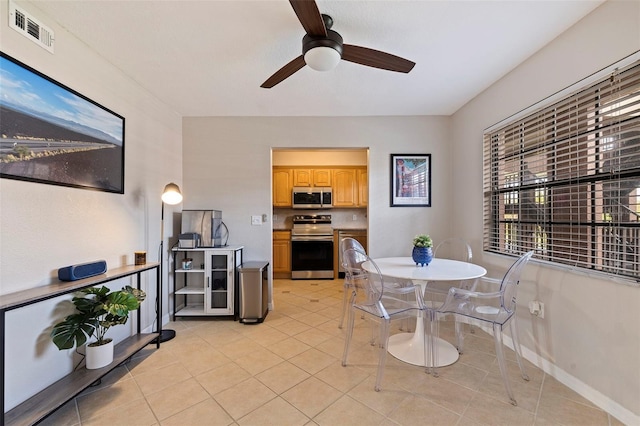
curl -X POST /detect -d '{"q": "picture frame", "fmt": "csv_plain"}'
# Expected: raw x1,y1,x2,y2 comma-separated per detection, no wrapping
0,52,125,194
390,154,431,207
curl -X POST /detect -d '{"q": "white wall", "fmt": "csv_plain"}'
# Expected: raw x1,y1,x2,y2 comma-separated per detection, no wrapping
0,1,182,410
182,115,452,265
451,0,640,423
3,0,637,421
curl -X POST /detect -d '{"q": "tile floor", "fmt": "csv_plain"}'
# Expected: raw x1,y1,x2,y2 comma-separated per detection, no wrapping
43,279,622,425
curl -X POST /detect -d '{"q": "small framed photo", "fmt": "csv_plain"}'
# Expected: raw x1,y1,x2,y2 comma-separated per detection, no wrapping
390,154,431,207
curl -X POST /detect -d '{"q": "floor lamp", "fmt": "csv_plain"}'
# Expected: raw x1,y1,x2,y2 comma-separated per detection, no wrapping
158,182,183,343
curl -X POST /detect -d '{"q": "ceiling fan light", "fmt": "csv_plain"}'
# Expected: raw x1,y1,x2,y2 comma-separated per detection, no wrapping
304,46,341,71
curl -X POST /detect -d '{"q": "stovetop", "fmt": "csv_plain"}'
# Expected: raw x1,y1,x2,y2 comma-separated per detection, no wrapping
292,214,332,224
292,214,332,236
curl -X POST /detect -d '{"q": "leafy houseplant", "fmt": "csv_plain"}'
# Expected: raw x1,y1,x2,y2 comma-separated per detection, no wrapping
412,234,433,248
51,285,146,352
412,234,433,266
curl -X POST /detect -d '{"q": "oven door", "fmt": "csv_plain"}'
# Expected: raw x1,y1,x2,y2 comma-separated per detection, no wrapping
291,236,334,279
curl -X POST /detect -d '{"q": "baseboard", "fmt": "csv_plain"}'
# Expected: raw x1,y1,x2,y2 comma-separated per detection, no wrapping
518,343,638,425
481,326,639,425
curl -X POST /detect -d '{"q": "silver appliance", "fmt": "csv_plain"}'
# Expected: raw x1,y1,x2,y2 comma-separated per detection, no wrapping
238,261,270,323
181,210,223,247
338,230,367,277
292,187,332,209
291,214,334,279
178,232,200,249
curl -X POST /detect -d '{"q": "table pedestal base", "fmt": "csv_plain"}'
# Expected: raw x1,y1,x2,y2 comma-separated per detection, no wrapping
388,331,459,367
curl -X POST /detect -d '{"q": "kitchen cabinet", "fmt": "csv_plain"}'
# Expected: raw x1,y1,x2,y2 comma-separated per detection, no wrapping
273,230,291,278
273,166,366,208
313,169,332,186
293,169,312,186
357,168,368,207
273,168,293,207
332,168,358,207
293,168,332,187
172,246,243,318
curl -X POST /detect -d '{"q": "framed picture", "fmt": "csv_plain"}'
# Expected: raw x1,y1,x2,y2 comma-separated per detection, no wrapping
0,52,125,194
390,154,431,207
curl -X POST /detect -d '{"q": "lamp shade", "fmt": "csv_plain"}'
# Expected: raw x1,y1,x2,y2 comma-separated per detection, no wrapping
161,183,183,205
304,46,341,71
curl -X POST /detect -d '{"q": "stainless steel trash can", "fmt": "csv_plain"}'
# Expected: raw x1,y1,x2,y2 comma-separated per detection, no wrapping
238,261,269,323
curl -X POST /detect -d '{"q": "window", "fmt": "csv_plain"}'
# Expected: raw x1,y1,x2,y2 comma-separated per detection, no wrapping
483,57,640,281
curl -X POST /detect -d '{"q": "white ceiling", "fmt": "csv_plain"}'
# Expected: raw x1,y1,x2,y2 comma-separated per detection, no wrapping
31,0,604,117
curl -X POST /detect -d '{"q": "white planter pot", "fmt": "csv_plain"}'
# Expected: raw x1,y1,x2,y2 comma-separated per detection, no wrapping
86,339,114,369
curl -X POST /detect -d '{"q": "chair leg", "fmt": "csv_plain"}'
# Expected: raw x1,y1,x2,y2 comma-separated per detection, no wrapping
341,306,356,367
338,283,349,329
374,320,390,392
371,319,377,346
510,317,530,381
493,323,517,406
454,320,464,354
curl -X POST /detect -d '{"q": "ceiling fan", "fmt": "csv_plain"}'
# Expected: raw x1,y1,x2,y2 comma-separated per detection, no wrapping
261,0,416,88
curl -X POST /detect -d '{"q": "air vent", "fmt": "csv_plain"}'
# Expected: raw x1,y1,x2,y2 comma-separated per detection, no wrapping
8,1,54,53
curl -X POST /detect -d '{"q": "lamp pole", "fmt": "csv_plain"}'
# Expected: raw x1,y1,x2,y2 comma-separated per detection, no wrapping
157,183,182,343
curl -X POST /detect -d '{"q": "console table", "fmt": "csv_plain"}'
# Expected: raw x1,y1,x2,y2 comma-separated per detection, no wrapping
0,262,161,426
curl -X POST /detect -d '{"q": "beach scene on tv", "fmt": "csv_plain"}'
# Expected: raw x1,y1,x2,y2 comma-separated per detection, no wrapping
0,54,124,193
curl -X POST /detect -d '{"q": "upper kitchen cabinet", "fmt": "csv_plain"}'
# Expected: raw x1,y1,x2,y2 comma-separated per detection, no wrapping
273,167,293,207
357,168,368,207
332,168,358,207
293,168,332,187
273,166,367,208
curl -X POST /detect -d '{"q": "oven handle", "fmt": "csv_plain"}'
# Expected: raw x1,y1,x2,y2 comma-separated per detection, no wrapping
291,235,334,242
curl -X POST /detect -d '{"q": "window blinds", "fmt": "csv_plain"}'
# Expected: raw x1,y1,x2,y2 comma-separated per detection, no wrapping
483,58,640,281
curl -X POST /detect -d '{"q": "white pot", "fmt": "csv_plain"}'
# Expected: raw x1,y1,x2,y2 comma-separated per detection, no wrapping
86,339,114,369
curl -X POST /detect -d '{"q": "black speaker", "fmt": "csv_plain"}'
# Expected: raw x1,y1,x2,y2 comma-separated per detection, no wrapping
58,260,107,281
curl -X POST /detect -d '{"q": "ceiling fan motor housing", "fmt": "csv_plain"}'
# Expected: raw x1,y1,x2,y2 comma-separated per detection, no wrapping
302,29,343,58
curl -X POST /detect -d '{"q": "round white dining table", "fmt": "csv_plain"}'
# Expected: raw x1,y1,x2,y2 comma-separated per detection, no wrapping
363,257,487,367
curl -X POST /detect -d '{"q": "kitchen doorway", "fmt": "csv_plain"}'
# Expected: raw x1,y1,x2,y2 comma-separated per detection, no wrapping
271,148,369,280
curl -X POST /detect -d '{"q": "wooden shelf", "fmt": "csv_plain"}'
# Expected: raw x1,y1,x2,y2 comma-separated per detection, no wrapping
0,263,159,312
4,334,158,426
1,262,161,425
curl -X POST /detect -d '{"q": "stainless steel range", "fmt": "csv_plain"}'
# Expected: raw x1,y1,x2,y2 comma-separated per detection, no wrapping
291,214,334,279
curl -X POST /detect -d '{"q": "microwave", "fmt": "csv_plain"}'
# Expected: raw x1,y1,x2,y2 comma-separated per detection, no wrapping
292,187,332,209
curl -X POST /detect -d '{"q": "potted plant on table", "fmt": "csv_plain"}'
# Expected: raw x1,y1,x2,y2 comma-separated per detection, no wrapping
412,234,433,266
51,285,146,369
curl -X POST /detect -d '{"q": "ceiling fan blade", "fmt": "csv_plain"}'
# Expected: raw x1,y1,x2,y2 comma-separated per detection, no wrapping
261,55,306,88
342,44,415,73
289,0,326,37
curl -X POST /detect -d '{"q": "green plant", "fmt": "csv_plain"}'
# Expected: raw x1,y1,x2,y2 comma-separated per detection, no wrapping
51,285,146,349
412,234,433,248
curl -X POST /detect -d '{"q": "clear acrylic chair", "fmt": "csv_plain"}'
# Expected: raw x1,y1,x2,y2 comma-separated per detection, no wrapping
338,237,367,329
341,248,426,391
423,237,477,349
429,250,535,406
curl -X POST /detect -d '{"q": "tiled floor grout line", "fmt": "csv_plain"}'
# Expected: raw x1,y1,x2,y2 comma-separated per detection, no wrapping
42,278,620,426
